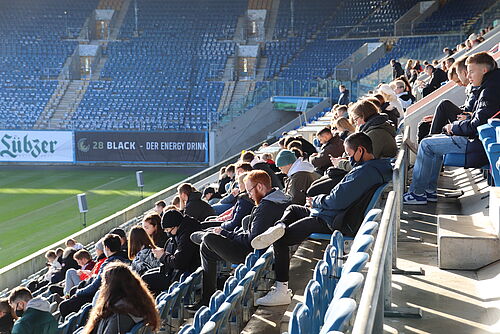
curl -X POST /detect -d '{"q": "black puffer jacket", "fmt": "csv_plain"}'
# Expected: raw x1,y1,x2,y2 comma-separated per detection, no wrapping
184,191,216,222
160,215,201,274
451,69,500,167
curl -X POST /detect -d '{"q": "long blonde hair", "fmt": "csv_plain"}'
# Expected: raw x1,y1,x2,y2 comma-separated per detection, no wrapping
332,117,355,133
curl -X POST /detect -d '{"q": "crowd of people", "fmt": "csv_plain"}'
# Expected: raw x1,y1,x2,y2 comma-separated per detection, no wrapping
1,25,498,334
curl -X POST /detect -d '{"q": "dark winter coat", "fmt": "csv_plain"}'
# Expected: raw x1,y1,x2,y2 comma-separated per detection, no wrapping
338,89,350,105
311,158,393,230
423,68,448,96
392,61,405,79
221,193,254,232
360,114,398,159
220,189,290,250
184,191,216,222
218,175,232,196
159,215,201,274
451,69,500,167
310,134,344,174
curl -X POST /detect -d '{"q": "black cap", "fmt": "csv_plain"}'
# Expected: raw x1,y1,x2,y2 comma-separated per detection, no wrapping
161,209,183,229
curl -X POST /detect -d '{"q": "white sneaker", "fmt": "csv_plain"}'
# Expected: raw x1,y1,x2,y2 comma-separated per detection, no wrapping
255,287,292,306
251,224,286,249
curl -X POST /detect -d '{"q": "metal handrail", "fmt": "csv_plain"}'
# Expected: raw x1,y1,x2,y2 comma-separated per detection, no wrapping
352,126,409,333
352,191,396,334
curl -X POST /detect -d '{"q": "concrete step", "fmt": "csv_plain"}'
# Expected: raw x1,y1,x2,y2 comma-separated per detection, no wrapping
438,214,500,270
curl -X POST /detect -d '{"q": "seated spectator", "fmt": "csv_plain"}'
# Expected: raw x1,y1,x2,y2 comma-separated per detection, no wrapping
202,187,222,205
251,133,393,306
212,162,253,215
49,239,107,297
332,105,348,120
54,247,64,263
445,57,455,71
190,170,290,310
350,100,398,159
332,117,355,141
218,165,235,196
177,183,216,221
262,153,280,173
142,210,201,295
65,238,84,251
405,59,413,79
43,250,62,283
413,60,423,73
218,173,254,231
8,287,57,333
409,68,419,84
109,227,128,258
280,135,317,157
82,263,160,334
142,213,169,247
390,59,405,79
0,299,14,334
378,84,404,125
338,85,350,105
153,200,166,217
50,247,79,284
204,173,254,230
59,234,129,319
421,64,448,97
404,52,500,204
275,150,319,205
309,127,344,174
391,79,415,110
241,151,283,189
171,195,181,210
416,56,480,143
128,226,161,276
191,173,256,243
63,250,95,297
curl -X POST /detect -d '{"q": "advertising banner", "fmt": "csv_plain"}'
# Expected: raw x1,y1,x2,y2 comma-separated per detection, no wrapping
0,130,74,162
74,131,208,163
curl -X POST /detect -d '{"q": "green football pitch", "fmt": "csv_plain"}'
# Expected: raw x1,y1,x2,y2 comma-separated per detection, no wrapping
0,166,195,269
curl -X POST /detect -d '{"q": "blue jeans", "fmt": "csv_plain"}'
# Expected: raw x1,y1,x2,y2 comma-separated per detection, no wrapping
410,134,468,194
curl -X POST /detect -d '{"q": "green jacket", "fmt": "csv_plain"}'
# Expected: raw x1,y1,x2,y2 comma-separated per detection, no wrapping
12,298,58,334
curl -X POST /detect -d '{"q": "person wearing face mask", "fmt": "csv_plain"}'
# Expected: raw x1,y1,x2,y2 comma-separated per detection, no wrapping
141,209,201,295
404,51,500,205
249,133,393,307
58,234,130,319
8,287,57,334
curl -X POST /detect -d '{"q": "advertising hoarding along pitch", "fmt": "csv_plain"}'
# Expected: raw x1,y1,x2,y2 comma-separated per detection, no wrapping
74,131,208,163
0,130,74,162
